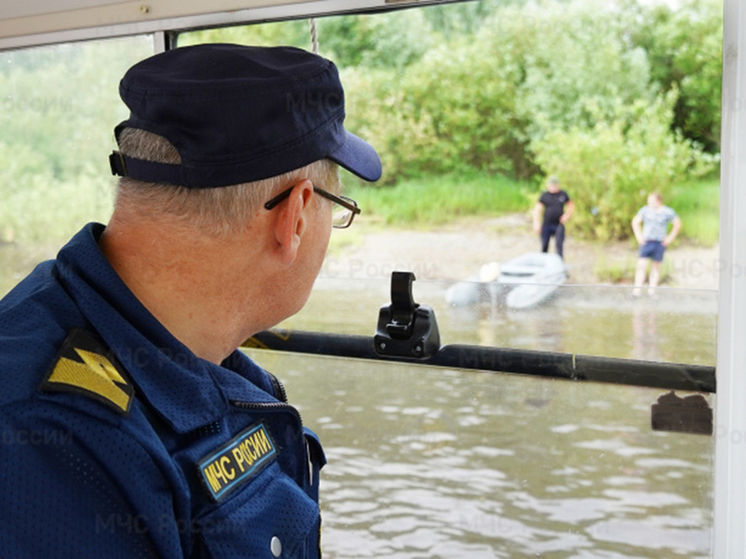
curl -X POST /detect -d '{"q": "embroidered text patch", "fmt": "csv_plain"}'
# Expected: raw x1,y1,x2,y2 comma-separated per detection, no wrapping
198,423,277,501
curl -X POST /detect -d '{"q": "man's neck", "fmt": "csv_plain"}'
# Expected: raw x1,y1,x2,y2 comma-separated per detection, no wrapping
99,216,269,365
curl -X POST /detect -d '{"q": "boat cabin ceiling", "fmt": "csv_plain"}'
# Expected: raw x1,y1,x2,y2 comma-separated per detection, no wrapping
0,0,450,50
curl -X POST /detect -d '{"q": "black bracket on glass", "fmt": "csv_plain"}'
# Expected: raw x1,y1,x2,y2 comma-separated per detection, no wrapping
374,271,441,359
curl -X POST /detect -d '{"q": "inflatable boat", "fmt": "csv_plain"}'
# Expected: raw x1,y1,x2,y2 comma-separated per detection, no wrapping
445,252,567,309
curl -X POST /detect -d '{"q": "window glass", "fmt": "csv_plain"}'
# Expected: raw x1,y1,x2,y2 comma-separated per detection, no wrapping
279,278,717,366
249,337,714,558
0,1,719,556
249,276,716,557
0,35,154,296
204,1,721,555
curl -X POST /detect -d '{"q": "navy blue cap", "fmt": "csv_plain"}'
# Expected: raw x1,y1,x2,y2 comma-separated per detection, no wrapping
109,44,381,188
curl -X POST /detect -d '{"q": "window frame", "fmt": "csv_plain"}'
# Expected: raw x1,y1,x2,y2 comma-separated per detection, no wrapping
0,0,739,554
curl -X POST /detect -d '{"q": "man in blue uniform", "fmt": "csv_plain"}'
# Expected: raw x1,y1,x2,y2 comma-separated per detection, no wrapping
532,176,574,258
0,44,380,558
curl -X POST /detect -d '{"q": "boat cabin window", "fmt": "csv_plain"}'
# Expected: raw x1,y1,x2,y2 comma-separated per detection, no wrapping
177,6,718,556
0,1,720,556
0,34,153,293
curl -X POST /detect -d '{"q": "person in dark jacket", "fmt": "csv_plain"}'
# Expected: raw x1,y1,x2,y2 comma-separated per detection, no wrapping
532,176,575,258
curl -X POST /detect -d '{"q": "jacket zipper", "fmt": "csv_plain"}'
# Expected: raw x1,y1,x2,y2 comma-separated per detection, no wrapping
266,371,289,403
229,399,314,487
229,399,302,426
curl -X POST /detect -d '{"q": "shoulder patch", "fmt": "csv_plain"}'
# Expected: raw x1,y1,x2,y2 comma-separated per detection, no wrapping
41,328,134,416
198,423,278,501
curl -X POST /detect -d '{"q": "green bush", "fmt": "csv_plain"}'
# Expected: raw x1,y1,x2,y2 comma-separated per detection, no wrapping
342,0,716,187
0,38,151,241
508,0,654,140
529,91,717,240
0,140,113,241
0,1,723,244
342,35,535,184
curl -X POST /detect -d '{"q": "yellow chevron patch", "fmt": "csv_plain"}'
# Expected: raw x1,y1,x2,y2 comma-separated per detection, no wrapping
242,337,269,350
42,329,133,415
243,329,291,350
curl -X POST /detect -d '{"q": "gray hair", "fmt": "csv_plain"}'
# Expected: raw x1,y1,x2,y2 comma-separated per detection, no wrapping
114,128,339,237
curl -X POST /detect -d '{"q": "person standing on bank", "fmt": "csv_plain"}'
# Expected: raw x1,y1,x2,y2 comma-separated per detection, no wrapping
0,44,381,558
533,176,574,258
631,192,682,298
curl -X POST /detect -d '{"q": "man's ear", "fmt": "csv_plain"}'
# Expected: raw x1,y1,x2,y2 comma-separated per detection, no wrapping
273,179,314,266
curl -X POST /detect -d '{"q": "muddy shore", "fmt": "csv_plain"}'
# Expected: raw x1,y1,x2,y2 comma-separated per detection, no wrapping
322,213,719,291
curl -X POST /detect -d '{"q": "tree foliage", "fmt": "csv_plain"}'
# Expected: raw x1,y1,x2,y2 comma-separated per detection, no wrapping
343,36,530,182
318,11,435,70
179,20,310,50
0,0,724,242
504,1,654,138
0,37,153,241
626,0,723,152
340,0,721,240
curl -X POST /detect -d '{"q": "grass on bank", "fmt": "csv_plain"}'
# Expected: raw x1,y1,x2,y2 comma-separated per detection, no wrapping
345,171,531,226
345,172,719,246
669,177,719,246
593,255,672,285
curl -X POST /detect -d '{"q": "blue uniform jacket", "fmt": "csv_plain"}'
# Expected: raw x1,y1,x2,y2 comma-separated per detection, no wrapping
0,223,326,558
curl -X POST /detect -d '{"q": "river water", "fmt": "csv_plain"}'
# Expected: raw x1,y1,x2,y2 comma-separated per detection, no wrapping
1,246,716,558
248,276,716,558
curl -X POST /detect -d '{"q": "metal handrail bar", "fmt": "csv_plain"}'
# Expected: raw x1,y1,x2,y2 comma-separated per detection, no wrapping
246,329,716,393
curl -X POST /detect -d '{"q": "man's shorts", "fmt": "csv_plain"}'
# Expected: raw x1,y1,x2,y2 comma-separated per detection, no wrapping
639,240,666,262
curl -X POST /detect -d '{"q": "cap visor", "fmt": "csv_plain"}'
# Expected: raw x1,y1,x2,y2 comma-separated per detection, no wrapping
329,131,382,182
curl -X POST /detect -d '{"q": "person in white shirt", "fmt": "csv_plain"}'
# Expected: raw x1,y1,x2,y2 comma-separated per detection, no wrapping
631,192,682,298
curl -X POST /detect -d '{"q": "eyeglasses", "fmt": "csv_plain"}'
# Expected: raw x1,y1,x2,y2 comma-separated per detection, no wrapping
264,185,361,229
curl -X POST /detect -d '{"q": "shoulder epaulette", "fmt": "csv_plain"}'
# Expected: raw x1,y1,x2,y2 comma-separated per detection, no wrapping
41,328,134,416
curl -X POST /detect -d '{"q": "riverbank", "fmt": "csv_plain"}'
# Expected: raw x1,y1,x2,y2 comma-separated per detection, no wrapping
0,213,720,300
324,213,720,290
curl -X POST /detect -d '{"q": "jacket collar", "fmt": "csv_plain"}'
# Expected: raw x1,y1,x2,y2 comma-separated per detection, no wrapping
55,223,274,433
